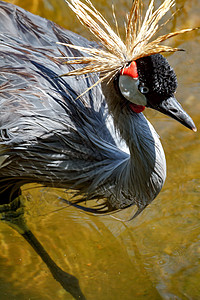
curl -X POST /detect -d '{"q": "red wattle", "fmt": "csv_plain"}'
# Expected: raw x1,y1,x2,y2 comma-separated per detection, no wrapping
129,103,145,113
120,61,138,79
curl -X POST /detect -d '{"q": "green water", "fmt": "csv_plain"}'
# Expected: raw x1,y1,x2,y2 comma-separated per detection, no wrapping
0,0,200,299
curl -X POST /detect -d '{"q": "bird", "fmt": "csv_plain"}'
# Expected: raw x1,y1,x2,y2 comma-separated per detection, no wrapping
0,0,197,219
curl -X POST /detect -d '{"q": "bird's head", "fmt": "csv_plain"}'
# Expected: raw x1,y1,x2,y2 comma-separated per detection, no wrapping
118,54,196,131
59,0,198,132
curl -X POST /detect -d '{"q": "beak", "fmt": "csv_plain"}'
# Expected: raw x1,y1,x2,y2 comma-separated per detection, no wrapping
149,96,197,132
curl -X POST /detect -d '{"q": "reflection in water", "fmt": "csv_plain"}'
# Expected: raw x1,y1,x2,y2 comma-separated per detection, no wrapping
0,197,86,299
0,0,200,299
21,228,86,300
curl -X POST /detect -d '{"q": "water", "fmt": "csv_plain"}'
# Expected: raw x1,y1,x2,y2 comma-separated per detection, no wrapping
0,0,200,299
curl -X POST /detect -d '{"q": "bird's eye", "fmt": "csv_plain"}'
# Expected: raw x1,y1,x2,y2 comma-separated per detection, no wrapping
139,85,149,94
118,75,147,106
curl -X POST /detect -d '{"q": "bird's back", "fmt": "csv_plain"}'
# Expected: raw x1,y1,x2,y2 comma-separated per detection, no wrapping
0,1,129,207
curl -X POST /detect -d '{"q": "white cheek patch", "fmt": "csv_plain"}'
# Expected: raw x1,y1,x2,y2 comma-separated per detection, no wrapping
119,75,147,106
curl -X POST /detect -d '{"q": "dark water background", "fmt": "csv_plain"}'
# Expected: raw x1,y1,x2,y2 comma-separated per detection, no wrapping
0,0,200,299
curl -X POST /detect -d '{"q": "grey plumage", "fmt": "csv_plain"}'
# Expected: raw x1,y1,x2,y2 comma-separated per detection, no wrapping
0,0,185,218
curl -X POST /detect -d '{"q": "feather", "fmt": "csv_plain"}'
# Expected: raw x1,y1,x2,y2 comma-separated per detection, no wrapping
58,0,198,83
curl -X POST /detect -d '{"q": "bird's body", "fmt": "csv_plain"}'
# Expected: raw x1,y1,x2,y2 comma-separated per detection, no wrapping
0,0,196,216
0,2,197,299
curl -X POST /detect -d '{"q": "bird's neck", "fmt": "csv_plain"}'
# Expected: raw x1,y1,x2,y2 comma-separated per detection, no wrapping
101,77,166,210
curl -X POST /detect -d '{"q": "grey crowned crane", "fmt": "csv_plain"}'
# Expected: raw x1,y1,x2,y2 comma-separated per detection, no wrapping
0,0,196,217
0,0,197,298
